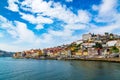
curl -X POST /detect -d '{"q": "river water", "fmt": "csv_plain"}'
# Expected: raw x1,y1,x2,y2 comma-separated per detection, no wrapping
0,57,120,80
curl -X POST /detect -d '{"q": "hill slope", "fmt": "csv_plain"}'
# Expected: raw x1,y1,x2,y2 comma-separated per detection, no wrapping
0,50,15,57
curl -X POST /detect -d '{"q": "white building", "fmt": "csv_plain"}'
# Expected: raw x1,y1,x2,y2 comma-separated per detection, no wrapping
106,40,117,47
115,40,120,47
75,40,83,45
82,33,92,41
82,43,96,48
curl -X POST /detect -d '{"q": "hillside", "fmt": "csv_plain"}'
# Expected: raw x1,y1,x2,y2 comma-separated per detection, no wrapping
0,50,15,57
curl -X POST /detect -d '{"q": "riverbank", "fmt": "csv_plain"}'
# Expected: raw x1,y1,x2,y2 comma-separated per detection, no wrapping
42,57,120,63
13,56,120,63
64,58,120,63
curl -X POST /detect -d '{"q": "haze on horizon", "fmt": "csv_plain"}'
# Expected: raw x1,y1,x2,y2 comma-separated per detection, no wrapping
0,0,120,52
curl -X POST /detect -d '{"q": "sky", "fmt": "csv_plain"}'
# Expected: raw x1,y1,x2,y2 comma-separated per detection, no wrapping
0,0,120,52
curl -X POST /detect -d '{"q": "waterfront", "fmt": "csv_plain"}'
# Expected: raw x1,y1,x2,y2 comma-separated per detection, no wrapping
0,57,120,80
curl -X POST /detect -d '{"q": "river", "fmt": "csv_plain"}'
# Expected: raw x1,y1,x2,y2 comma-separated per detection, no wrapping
0,57,120,80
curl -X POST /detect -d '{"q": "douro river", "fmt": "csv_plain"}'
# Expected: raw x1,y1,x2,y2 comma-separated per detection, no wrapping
0,57,120,80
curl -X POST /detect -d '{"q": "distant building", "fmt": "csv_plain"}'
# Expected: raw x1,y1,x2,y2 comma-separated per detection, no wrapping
75,40,83,45
116,40,120,47
82,42,96,48
67,50,72,57
106,40,117,47
82,33,92,41
88,48,98,56
115,40,120,52
114,34,120,39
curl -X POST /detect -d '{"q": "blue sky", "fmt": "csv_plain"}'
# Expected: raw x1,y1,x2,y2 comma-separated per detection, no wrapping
0,0,120,52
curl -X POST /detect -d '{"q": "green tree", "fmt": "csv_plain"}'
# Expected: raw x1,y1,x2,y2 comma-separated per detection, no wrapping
105,32,109,36
93,42,103,49
111,46,119,53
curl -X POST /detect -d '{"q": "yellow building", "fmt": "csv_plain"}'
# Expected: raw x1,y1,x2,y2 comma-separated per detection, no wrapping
83,51,88,56
75,50,88,56
75,50,83,56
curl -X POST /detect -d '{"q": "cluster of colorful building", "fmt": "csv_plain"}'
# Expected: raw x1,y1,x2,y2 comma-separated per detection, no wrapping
13,33,120,59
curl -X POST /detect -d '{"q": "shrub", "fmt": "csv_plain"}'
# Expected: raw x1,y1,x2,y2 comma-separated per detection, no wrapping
111,46,119,53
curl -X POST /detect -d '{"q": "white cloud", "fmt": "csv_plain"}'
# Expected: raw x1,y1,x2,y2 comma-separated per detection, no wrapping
21,0,52,13
66,0,73,2
0,43,30,52
89,12,120,34
0,42,45,52
40,33,53,43
0,15,43,51
38,29,81,48
6,0,19,12
0,33,3,37
19,0,90,39
0,15,18,38
3,0,91,39
4,0,92,51
20,13,53,24
99,0,117,14
92,5,99,11
0,15,7,23
0,15,41,44
93,0,118,23
35,24,44,30
43,3,90,24
77,10,91,23
89,22,120,34
14,21,37,43
3,0,120,52
90,0,120,34
19,0,90,24
48,29,73,37
18,0,91,40
65,23,87,30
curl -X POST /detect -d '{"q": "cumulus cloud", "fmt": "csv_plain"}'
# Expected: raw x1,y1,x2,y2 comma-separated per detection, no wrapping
19,0,90,24
6,0,91,31
99,0,117,14
92,5,99,11
0,33,3,37
2,0,120,51
93,0,118,23
48,29,73,37
16,0,90,42
89,21,120,34
0,15,17,38
0,43,31,52
90,0,120,34
35,24,44,30
21,0,52,13
65,23,87,30
0,15,40,44
20,12,53,24
6,0,19,12
14,21,37,43
66,0,73,2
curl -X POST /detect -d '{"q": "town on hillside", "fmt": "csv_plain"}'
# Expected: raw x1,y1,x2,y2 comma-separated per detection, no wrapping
13,32,120,60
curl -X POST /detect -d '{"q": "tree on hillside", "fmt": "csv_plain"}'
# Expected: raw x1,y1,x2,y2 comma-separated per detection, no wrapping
93,42,103,49
111,46,119,53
